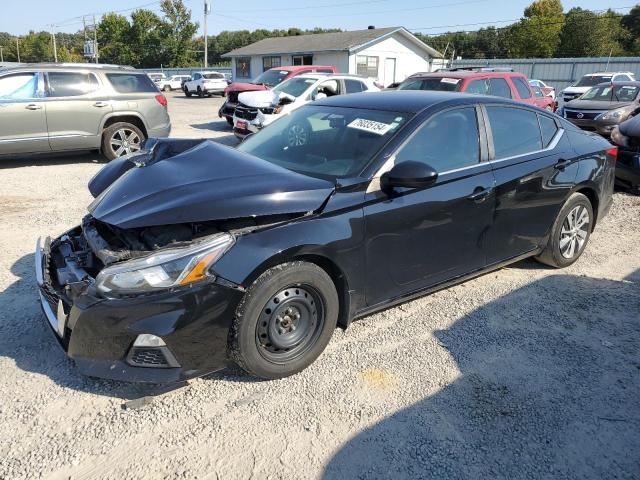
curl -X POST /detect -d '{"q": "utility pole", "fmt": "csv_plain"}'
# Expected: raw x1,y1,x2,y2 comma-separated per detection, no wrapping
204,0,210,68
50,25,58,62
93,15,99,63
16,38,20,63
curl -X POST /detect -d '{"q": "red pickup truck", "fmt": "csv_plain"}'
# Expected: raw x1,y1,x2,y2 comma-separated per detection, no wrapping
396,69,556,112
219,65,338,125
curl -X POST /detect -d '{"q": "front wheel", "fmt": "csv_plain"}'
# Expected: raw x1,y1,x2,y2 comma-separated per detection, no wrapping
535,192,593,268
184,86,192,97
229,261,339,379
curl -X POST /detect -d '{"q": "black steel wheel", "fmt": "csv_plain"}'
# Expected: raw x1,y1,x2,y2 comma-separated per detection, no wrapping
229,261,339,379
255,285,325,363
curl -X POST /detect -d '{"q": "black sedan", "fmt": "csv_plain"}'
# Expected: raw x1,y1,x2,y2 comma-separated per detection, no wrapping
36,91,616,382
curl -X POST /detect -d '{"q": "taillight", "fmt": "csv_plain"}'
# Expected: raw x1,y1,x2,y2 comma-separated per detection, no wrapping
606,146,618,164
155,94,168,107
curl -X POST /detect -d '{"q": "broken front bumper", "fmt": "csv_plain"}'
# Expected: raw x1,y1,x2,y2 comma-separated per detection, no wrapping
35,232,244,383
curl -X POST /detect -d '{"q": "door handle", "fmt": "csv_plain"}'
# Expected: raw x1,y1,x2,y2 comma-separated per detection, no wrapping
467,187,493,202
93,101,109,107
25,103,42,110
554,158,571,171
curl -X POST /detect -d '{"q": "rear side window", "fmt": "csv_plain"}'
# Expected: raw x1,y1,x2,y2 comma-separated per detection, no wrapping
396,107,480,172
106,73,158,93
489,78,512,99
487,106,542,159
538,114,558,147
512,77,532,99
465,79,488,95
47,72,99,97
345,79,365,94
0,73,38,99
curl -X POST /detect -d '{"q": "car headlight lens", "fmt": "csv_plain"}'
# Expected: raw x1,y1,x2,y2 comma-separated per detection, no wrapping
596,107,632,122
95,233,234,295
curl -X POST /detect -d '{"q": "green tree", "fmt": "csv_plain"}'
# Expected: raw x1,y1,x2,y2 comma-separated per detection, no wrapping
97,13,135,65
510,0,565,57
160,0,199,67
557,8,628,56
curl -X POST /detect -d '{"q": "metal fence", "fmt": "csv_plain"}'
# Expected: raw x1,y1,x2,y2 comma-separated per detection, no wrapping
143,66,232,79
450,57,640,92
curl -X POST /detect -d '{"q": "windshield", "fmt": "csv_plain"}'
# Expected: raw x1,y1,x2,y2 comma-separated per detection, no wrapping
272,77,317,98
575,75,613,87
237,105,410,179
580,84,640,102
203,73,224,79
252,69,289,86
398,77,462,92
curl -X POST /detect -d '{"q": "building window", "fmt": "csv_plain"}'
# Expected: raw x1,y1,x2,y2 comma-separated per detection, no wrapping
356,55,379,78
236,57,251,78
292,55,313,66
262,56,281,72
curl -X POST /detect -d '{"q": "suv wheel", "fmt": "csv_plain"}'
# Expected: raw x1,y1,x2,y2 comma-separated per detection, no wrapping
184,86,192,97
163,85,171,92
101,122,145,161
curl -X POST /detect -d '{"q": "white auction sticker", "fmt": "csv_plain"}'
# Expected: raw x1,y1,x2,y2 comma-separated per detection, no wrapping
347,118,392,135
441,77,461,85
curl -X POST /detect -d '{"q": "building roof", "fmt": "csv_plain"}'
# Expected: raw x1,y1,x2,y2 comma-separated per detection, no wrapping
222,27,442,59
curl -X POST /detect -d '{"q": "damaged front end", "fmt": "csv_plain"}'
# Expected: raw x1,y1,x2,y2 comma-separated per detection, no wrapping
35,138,335,382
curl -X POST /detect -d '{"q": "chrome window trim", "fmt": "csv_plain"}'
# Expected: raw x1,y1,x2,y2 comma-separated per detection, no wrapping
489,128,564,165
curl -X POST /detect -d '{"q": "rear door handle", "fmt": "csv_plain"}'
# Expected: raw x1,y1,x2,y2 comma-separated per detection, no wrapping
554,158,571,171
25,103,42,110
467,187,493,202
93,101,109,107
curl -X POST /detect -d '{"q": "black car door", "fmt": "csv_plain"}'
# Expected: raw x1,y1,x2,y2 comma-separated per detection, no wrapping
363,106,496,306
482,105,578,264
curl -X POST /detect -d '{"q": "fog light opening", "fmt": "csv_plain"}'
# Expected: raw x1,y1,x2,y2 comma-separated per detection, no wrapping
133,334,166,347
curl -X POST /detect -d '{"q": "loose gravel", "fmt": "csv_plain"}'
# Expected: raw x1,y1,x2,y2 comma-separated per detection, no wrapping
0,93,639,480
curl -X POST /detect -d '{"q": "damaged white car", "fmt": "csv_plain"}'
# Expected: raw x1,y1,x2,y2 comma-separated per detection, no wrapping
232,74,379,139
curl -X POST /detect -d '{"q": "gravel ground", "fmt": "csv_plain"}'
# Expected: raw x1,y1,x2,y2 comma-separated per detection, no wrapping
0,93,639,480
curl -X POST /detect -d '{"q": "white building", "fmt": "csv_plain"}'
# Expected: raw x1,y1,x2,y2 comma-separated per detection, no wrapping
222,27,443,87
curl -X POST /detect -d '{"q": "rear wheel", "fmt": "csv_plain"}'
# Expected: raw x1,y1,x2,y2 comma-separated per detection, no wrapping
229,261,338,379
163,85,171,92
197,87,204,98
535,192,593,268
101,122,144,161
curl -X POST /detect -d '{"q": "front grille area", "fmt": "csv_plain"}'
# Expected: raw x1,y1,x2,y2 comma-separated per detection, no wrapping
235,103,258,121
565,110,603,120
129,347,169,367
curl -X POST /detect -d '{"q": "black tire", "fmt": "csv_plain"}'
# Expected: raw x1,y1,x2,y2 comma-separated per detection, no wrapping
226,116,234,126
229,261,339,379
163,85,171,92
184,86,192,97
101,122,145,161
197,87,204,98
535,192,593,268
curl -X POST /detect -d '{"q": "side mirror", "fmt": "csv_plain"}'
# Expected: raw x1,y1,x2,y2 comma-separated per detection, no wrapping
380,161,438,191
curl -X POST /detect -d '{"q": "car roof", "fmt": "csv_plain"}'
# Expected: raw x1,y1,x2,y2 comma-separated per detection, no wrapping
584,71,634,76
314,90,519,113
273,65,335,72
2,63,137,73
296,73,370,81
407,71,526,80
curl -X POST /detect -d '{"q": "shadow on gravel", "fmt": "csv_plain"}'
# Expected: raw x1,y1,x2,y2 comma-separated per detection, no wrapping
324,273,640,480
0,151,103,169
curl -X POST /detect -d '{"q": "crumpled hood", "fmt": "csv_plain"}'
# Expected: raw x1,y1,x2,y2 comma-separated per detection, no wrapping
88,139,335,229
238,90,278,108
225,82,269,94
565,99,633,110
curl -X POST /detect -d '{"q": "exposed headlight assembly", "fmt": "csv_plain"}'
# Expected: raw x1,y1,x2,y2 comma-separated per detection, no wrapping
596,107,632,122
96,233,234,295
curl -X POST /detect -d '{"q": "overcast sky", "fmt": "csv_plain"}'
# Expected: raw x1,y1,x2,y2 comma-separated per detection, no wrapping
0,0,632,37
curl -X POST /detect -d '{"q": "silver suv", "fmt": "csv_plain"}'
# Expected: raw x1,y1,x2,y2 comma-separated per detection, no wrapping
0,63,171,160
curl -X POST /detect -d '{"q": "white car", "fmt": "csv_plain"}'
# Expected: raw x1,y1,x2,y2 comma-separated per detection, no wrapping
183,71,228,97
158,75,192,91
561,71,636,103
147,72,166,84
233,74,380,138
529,79,555,100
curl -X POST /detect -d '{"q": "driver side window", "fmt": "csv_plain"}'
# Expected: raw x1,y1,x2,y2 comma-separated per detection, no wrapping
395,107,480,172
